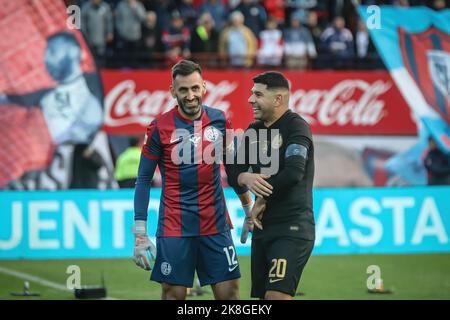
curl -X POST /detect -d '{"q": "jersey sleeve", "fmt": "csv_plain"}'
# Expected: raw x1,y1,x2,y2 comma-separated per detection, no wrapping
222,113,249,194
226,123,255,193
264,117,312,200
142,120,162,160
134,154,158,221
134,120,161,221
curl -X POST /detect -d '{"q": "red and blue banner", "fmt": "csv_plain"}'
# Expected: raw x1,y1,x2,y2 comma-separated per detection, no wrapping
0,0,104,187
359,6,450,184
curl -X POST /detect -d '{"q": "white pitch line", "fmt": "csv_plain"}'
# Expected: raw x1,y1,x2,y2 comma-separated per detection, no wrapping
0,266,118,300
0,266,70,292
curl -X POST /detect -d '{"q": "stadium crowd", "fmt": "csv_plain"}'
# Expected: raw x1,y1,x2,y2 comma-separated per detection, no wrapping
65,0,448,70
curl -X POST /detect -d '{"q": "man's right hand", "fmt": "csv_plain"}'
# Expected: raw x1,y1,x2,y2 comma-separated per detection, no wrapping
238,172,273,198
240,199,254,244
132,220,156,271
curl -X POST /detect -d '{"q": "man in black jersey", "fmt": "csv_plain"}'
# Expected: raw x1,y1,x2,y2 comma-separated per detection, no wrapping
229,71,315,300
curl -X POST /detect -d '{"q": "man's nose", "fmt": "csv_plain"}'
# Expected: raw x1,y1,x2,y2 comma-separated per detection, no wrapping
187,90,195,100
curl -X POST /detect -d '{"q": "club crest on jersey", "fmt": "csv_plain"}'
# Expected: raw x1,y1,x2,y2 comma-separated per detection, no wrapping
203,126,222,142
272,134,283,150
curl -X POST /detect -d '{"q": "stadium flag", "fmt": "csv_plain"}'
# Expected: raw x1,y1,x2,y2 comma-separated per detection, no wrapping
0,0,107,188
358,6,450,185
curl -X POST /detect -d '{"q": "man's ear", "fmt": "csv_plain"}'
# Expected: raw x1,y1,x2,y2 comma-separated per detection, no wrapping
274,93,283,107
170,85,176,98
203,81,207,95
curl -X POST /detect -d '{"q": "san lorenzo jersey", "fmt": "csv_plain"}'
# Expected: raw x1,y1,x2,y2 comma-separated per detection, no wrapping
143,106,233,237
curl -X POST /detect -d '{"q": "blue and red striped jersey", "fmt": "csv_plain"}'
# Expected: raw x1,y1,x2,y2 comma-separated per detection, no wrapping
141,105,234,237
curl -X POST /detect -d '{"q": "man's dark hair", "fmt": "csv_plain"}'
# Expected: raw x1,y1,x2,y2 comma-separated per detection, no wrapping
253,71,290,90
172,60,202,80
129,136,140,147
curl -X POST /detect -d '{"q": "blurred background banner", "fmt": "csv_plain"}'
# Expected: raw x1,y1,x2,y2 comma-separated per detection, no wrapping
0,0,114,190
1,2,448,191
1,187,448,259
101,69,416,135
358,6,450,185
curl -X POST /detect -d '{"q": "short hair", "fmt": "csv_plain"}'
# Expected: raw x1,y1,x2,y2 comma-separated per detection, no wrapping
230,10,244,23
253,71,290,91
171,60,202,80
129,136,140,146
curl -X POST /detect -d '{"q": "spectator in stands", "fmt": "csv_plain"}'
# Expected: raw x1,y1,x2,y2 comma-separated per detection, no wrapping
219,11,257,68
81,0,114,69
423,136,450,185
264,0,286,26
190,12,220,67
306,10,322,50
162,10,191,66
115,136,141,188
355,19,382,69
227,0,241,9
147,0,176,32
430,0,447,10
393,0,411,6
70,143,104,189
142,11,162,67
356,20,369,59
319,16,354,68
286,0,317,25
115,0,147,68
283,15,316,69
256,16,284,67
178,0,199,31
234,0,267,37
199,0,228,32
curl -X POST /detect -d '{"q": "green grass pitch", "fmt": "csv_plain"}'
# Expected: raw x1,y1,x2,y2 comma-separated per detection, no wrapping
1,254,449,300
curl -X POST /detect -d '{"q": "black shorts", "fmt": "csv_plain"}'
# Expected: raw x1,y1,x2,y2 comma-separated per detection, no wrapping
250,236,314,298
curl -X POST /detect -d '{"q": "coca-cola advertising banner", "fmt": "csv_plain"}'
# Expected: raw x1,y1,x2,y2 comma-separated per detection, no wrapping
102,70,417,135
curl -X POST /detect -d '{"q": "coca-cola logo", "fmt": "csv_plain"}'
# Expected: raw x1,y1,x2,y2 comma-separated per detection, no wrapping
290,80,392,126
104,77,393,130
104,80,237,127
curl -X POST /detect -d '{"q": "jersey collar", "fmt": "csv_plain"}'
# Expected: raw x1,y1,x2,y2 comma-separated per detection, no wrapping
175,105,205,123
265,109,291,128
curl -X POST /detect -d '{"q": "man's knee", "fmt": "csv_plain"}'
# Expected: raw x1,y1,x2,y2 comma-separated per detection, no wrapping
264,290,293,300
212,279,240,300
161,283,187,300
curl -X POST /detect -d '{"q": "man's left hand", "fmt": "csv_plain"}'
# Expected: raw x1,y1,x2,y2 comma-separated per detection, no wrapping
251,197,267,230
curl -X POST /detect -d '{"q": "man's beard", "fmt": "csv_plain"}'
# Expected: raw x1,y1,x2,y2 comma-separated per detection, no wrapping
178,97,202,117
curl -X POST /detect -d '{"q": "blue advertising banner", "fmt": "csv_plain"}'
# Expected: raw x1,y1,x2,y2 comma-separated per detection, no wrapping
0,187,449,259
